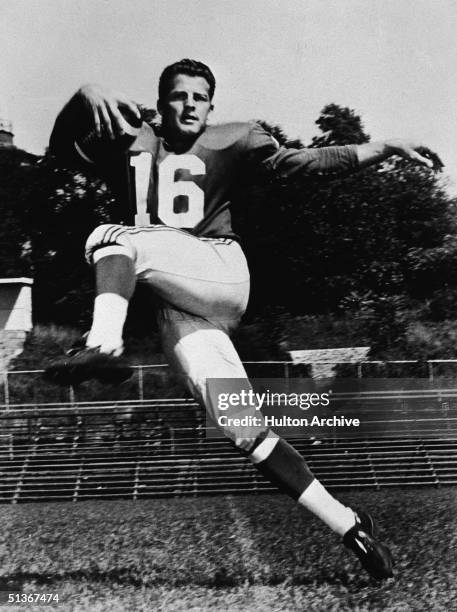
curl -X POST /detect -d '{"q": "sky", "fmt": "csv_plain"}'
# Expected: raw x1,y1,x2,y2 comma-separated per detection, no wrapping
1,0,457,192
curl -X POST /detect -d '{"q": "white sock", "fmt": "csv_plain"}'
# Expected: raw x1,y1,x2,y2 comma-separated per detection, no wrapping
298,479,356,536
86,293,128,355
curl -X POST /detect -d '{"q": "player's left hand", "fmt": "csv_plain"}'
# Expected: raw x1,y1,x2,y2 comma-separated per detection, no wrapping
385,139,444,171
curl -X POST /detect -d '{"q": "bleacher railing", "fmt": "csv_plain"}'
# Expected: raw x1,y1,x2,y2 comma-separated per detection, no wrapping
2,359,457,410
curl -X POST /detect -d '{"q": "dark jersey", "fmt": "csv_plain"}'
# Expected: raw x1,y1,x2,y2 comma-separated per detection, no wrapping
49,108,359,239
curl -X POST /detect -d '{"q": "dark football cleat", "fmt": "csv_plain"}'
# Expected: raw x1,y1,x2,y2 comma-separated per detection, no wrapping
343,509,394,580
43,345,133,386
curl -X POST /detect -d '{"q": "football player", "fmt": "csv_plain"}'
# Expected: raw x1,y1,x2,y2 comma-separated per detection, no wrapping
45,58,443,579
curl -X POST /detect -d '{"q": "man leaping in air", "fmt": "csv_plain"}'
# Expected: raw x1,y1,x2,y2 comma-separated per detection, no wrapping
45,58,443,580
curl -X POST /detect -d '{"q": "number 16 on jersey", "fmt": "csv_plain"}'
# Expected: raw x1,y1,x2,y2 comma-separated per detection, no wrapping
129,152,206,228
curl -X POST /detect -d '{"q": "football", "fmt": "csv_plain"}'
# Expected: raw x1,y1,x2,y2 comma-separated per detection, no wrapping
74,105,142,164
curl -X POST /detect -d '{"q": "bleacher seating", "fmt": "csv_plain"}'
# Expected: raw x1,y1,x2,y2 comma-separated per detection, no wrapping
1,398,457,502
2,361,457,502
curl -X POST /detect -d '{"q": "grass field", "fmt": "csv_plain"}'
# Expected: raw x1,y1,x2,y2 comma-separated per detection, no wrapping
1,488,456,611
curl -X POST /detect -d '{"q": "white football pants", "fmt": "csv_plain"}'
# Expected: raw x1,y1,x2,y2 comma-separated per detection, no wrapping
85,224,268,446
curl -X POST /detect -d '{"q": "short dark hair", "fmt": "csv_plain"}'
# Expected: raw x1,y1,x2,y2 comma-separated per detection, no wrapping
158,59,216,101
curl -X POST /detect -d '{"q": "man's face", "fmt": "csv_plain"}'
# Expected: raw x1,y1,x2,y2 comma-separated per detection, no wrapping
158,74,213,140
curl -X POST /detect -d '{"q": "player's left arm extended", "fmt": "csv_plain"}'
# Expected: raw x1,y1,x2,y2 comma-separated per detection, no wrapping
265,139,443,179
245,124,443,179
355,139,443,171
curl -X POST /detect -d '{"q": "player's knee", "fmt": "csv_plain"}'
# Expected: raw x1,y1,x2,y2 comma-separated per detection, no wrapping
86,224,117,247
85,225,134,264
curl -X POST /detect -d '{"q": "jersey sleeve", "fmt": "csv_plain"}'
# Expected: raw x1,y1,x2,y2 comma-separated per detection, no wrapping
243,122,359,179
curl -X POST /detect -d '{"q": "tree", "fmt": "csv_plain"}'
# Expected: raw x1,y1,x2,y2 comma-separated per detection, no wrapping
238,104,456,334
310,103,370,147
24,160,115,325
0,147,39,277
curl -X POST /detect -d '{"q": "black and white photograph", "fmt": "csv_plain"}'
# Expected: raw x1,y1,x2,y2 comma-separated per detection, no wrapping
1,1,456,610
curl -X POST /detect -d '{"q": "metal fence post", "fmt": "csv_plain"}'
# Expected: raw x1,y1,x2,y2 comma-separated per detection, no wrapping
284,362,290,394
427,361,434,382
3,372,9,410
138,366,144,401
